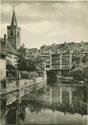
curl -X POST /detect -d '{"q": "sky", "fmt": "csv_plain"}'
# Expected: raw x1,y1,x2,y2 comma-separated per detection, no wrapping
0,0,88,48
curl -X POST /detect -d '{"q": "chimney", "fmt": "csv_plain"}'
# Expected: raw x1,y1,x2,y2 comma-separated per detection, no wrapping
22,43,25,48
81,41,84,48
64,41,67,47
4,34,6,45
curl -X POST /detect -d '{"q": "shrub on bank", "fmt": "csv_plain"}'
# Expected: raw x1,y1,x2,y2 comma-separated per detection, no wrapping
20,71,42,80
69,67,88,84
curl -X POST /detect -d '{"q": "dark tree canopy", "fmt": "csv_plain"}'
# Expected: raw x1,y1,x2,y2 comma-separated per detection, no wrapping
17,46,43,72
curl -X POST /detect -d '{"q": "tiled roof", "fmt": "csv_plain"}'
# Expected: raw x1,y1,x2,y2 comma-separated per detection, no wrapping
0,38,5,55
5,40,17,54
0,38,17,56
39,42,88,54
39,45,52,54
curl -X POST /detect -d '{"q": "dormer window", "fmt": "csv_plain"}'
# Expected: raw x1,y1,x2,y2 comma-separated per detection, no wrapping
10,30,13,36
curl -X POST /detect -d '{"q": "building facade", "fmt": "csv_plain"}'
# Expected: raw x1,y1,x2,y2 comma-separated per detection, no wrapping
0,7,21,97
39,42,88,71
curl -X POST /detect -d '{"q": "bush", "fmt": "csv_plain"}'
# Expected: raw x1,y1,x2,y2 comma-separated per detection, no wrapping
20,72,29,79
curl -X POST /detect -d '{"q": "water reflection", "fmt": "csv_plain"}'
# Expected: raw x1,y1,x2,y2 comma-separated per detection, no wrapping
0,98,6,125
0,79,87,125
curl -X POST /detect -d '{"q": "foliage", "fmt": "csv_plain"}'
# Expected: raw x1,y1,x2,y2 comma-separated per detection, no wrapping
72,51,88,69
20,72,29,79
72,51,81,69
70,50,88,84
69,69,84,81
17,46,43,72
69,67,88,88
17,46,27,71
82,54,87,63
17,46,35,71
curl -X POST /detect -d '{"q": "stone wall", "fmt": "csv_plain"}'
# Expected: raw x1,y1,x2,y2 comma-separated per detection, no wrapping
0,59,6,81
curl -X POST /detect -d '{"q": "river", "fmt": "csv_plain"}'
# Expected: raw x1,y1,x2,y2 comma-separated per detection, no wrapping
0,78,87,125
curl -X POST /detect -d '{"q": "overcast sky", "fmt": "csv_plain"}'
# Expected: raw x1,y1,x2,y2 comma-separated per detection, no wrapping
0,0,88,48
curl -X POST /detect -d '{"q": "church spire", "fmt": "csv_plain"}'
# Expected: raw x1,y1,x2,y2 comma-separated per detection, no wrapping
7,0,21,50
11,0,17,26
11,8,17,26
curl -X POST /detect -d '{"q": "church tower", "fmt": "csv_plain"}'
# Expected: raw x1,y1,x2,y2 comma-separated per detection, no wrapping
7,7,21,50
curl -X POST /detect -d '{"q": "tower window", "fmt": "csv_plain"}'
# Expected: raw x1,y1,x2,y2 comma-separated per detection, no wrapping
10,30,13,36
17,31,19,37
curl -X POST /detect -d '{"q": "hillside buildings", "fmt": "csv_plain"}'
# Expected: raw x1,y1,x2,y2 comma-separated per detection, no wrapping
39,42,88,71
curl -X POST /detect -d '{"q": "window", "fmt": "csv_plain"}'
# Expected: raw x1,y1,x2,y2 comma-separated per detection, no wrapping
17,31,19,37
10,30,13,36
46,65,50,68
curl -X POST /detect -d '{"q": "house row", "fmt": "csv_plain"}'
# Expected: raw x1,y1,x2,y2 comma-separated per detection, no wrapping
38,42,88,71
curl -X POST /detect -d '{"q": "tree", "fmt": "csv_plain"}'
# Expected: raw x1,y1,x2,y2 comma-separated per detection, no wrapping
17,46,27,71
82,54,87,63
17,46,43,72
34,55,44,75
72,51,81,69
69,69,84,82
17,46,35,71
17,46,27,58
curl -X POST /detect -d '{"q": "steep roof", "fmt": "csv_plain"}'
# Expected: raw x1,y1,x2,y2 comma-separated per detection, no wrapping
5,40,17,54
11,9,17,26
0,38,17,56
0,38,5,56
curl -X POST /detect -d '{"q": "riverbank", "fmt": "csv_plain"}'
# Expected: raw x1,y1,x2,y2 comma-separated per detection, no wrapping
0,76,47,96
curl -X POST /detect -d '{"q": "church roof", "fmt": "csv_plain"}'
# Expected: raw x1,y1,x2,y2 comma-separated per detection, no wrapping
5,40,17,54
0,38,5,56
0,38,17,56
11,9,17,26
